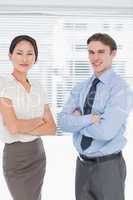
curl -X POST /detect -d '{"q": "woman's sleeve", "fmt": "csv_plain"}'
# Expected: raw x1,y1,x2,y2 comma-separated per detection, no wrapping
0,79,13,100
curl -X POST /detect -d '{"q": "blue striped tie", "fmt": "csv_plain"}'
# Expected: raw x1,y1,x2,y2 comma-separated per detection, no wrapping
81,78,100,150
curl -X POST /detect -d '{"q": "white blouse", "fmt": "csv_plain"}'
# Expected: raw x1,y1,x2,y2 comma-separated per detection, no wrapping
0,75,48,143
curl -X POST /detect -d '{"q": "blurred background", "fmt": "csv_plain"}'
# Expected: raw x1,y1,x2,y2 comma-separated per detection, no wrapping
0,0,133,199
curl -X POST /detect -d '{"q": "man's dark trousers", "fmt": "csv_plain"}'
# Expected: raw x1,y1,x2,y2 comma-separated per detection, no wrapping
75,152,126,200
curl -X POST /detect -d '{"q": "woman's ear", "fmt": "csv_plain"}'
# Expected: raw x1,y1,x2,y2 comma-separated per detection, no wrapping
9,53,12,60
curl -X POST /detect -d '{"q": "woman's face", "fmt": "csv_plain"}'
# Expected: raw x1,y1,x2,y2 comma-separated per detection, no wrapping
9,40,36,73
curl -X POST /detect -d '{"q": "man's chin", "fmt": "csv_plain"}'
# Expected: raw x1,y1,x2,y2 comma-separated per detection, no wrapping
93,69,104,76
94,69,102,73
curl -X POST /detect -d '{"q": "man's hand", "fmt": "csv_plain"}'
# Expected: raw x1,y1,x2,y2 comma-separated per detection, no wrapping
91,114,101,124
72,108,101,124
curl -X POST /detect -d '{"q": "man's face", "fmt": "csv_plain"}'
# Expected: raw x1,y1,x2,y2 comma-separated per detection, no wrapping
88,41,116,76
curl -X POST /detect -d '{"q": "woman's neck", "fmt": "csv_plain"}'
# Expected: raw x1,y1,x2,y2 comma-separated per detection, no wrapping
12,70,27,83
12,70,31,92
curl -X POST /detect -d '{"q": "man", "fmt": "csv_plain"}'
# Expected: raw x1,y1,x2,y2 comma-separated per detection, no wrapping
59,33,131,200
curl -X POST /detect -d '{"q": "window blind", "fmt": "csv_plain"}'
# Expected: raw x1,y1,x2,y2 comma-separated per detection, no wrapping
0,10,132,134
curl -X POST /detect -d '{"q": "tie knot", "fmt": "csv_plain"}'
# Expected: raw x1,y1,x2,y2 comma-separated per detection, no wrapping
92,78,100,86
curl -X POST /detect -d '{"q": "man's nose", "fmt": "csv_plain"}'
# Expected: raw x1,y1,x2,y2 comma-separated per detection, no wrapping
93,53,99,60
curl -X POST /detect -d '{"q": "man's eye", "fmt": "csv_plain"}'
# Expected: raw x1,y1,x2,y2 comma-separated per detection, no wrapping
99,51,104,54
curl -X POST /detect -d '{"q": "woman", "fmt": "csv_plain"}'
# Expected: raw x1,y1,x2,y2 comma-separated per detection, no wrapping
0,35,56,200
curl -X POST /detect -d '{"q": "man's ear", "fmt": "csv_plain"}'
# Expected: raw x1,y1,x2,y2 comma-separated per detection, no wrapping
111,50,117,58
